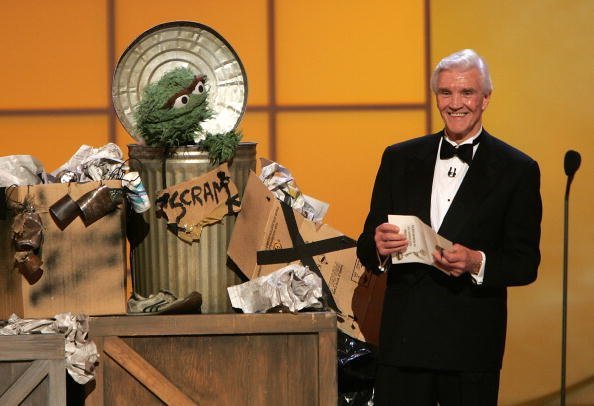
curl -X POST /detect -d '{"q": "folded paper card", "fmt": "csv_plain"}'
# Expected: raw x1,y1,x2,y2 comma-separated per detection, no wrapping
388,214,453,273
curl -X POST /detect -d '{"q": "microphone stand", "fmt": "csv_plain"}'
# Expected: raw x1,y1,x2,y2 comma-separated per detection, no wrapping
561,149,580,405
560,175,571,406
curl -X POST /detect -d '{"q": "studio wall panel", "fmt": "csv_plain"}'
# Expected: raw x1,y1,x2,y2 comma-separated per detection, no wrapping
114,0,269,106
240,111,271,160
276,110,426,238
275,0,426,105
0,1,109,110
0,115,111,171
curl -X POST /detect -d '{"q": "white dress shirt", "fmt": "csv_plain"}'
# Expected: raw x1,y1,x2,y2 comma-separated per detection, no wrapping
430,129,486,284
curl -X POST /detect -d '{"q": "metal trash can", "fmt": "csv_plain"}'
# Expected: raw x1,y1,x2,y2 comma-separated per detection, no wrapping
128,142,256,313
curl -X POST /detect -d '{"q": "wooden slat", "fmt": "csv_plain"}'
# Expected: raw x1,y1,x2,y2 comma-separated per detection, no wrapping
287,333,318,406
103,336,197,406
0,360,49,405
90,312,337,337
48,358,66,406
0,334,64,361
318,330,338,406
84,335,104,406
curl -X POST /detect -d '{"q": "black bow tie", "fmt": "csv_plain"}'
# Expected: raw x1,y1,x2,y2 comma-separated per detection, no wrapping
439,135,481,165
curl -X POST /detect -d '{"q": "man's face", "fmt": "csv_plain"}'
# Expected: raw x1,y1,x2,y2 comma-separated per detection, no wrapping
435,68,490,142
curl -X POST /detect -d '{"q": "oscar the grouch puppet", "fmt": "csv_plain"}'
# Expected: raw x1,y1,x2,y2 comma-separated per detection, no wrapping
134,67,241,163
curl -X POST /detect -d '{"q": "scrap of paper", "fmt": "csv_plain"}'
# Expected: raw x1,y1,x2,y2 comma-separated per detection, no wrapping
155,163,240,242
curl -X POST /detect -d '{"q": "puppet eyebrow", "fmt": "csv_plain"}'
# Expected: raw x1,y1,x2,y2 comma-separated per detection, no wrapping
162,75,206,109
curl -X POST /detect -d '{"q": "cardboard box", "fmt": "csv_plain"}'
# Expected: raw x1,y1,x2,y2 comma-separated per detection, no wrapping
228,172,385,343
0,180,127,319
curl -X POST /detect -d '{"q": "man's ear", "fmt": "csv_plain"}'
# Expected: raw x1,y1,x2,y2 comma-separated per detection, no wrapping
481,92,491,111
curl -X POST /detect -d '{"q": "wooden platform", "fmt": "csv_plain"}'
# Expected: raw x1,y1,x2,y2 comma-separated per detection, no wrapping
86,312,337,405
0,334,66,405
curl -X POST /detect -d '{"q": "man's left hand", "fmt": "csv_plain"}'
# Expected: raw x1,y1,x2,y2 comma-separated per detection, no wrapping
432,243,482,277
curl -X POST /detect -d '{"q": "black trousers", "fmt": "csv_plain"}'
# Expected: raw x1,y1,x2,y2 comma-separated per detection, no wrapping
374,364,500,406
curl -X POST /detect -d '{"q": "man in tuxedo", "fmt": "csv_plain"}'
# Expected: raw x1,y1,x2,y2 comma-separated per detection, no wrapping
356,49,541,405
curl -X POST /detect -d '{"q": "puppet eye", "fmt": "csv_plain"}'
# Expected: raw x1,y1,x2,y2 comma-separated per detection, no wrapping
192,80,205,95
171,95,190,109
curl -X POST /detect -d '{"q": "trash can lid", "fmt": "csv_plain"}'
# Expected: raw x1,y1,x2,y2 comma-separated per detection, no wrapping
112,21,248,143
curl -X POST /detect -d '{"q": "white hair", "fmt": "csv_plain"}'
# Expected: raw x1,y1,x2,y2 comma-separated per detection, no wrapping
430,49,493,94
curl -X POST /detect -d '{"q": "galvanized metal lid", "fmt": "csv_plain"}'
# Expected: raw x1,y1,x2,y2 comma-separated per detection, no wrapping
112,21,248,143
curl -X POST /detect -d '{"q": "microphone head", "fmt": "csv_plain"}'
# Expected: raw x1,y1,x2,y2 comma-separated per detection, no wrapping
564,150,581,176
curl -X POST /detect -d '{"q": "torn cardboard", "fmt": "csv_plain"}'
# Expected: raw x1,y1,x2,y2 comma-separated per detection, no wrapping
0,180,127,319
228,172,384,343
155,163,240,242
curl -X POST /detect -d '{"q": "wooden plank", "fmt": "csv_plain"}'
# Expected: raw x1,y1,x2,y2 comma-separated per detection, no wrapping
84,335,104,406
89,314,338,405
103,354,162,405
318,330,338,406
121,334,291,405
90,312,337,337
287,333,318,406
0,334,64,361
0,363,29,395
103,336,197,406
0,360,49,405
48,358,66,406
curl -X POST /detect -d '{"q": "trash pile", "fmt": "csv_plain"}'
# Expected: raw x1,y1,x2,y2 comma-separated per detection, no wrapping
1,143,149,288
227,159,382,342
0,313,99,384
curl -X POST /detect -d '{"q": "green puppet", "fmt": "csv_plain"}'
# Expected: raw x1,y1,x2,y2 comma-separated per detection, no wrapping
134,67,241,163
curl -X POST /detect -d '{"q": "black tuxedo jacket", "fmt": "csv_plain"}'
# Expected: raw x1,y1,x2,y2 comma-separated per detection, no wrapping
357,130,541,371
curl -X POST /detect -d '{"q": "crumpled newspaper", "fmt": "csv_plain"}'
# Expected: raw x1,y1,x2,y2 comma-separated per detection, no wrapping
227,264,323,313
51,143,126,182
0,313,99,384
259,159,329,222
0,155,49,186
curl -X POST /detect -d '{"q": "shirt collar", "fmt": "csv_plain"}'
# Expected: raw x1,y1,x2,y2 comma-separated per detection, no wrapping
443,126,483,147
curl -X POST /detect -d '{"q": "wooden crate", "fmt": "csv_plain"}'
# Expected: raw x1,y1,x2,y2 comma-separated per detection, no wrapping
0,334,66,405
86,313,337,405
0,181,127,319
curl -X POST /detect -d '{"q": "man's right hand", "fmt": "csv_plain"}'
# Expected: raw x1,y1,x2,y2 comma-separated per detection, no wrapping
374,222,409,256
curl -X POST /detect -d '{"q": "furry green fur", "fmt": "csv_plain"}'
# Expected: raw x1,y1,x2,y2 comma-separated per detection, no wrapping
134,67,212,147
200,131,242,164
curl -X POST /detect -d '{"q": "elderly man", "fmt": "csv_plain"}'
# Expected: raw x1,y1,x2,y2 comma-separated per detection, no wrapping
357,49,541,405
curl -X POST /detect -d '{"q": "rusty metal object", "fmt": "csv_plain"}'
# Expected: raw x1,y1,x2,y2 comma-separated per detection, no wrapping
12,212,43,251
77,186,123,226
49,194,81,230
15,251,44,285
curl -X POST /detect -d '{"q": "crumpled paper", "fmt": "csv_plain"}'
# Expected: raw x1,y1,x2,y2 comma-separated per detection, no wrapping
227,264,323,313
0,313,99,384
122,171,151,213
259,159,329,222
0,155,48,186
51,143,126,182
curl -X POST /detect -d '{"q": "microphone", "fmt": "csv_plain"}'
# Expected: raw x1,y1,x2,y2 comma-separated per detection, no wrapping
561,149,581,406
564,150,581,199
564,150,581,176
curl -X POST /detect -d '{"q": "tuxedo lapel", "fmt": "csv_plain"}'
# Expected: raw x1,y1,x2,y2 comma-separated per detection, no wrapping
403,134,441,225
438,131,502,240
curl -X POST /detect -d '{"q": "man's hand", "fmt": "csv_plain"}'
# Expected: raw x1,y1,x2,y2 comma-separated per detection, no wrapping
432,243,482,277
375,223,408,256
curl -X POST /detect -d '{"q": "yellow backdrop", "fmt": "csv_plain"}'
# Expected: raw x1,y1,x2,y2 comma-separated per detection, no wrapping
0,1,592,404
